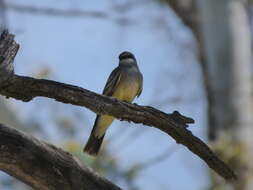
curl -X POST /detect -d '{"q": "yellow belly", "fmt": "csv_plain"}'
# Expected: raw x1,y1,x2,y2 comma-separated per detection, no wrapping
94,81,140,138
112,81,140,102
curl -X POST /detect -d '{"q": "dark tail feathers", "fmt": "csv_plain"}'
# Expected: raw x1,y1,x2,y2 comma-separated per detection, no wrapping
83,132,105,156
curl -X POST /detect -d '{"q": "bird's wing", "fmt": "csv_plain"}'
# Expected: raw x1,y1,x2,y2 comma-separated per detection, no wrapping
102,67,122,96
136,72,143,97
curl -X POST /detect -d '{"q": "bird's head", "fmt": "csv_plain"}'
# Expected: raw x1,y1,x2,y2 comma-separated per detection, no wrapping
119,51,137,66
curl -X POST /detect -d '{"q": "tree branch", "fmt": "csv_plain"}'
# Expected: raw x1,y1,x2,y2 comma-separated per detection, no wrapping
0,31,236,184
6,3,109,18
0,123,122,190
5,3,138,25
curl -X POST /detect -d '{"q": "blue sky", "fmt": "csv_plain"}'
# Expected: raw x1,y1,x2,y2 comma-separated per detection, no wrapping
4,0,209,189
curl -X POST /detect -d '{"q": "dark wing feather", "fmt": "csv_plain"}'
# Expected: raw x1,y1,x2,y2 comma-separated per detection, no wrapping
102,67,122,96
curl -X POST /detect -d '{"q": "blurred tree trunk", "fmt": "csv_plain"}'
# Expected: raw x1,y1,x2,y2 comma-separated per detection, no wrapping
165,0,215,139
198,0,253,189
0,0,6,32
165,0,253,189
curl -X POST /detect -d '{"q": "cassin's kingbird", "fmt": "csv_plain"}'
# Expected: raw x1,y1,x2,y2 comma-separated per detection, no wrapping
84,51,143,155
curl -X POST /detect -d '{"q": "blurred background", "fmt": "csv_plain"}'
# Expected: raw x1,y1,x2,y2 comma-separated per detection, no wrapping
0,0,252,190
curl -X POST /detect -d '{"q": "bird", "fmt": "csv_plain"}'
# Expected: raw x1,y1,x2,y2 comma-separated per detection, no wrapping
83,51,143,156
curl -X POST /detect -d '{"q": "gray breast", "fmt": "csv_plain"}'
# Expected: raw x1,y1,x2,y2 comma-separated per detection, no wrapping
122,66,141,84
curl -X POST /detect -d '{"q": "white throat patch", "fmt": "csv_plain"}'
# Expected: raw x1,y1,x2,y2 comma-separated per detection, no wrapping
121,58,136,64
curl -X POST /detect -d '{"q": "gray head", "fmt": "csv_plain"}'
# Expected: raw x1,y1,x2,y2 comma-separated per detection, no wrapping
119,51,137,67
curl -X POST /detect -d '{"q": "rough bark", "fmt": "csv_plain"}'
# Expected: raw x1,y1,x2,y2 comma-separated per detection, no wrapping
0,30,236,188
0,0,26,130
0,123,122,190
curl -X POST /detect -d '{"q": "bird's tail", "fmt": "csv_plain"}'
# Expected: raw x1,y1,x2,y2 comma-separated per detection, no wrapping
83,132,105,156
83,116,105,156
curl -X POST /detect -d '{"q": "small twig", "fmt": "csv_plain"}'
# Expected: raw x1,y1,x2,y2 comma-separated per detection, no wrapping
6,3,109,18
5,3,138,25
137,145,179,171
